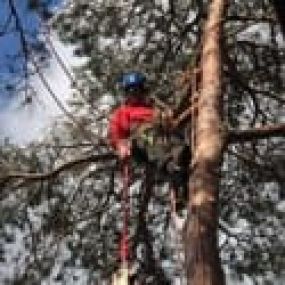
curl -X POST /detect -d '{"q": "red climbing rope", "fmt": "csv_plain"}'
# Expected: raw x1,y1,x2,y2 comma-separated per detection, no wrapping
119,160,130,266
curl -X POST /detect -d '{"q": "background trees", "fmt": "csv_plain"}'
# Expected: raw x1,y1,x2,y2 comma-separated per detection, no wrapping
0,0,284,284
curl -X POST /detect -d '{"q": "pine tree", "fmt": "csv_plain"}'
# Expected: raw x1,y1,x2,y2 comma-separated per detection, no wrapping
0,0,284,284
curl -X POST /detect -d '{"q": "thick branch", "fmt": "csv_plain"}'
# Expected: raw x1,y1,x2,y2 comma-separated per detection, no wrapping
228,123,285,143
225,16,276,23
0,153,115,187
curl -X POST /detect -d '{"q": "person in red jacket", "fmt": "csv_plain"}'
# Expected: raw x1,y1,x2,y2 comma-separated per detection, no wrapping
109,71,189,213
109,72,158,160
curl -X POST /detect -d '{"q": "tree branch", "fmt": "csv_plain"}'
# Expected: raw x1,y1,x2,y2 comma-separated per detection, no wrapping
225,16,276,23
0,153,115,187
228,123,285,143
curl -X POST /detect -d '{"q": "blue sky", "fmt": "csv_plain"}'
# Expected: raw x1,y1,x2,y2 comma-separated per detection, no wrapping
0,0,84,144
0,0,60,109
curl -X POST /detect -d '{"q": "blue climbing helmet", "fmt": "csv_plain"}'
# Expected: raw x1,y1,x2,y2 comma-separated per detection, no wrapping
120,72,146,92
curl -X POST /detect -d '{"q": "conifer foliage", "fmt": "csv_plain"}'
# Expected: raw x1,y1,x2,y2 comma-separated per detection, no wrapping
0,0,284,284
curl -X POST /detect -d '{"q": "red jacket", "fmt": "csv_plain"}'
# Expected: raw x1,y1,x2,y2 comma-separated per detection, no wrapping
109,101,155,148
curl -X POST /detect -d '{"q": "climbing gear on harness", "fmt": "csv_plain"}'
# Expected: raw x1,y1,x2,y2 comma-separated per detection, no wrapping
131,123,190,192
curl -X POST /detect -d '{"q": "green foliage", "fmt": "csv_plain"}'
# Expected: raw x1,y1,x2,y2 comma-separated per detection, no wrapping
0,0,284,284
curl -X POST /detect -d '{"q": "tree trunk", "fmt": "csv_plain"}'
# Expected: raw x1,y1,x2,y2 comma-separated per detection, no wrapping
184,0,227,284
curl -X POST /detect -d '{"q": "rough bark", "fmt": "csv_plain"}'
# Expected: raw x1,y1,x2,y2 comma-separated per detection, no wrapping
184,0,227,284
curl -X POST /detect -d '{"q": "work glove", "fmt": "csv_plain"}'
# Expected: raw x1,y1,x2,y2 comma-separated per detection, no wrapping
116,139,131,161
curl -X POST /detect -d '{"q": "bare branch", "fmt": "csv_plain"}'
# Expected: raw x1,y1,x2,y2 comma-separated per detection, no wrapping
28,143,95,149
0,153,115,187
228,123,285,143
225,16,276,23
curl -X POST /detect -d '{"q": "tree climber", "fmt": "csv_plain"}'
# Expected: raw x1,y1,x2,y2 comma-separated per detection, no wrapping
109,72,156,161
108,71,190,210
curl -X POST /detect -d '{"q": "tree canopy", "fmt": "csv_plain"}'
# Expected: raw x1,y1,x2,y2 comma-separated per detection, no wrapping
0,0,284,284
